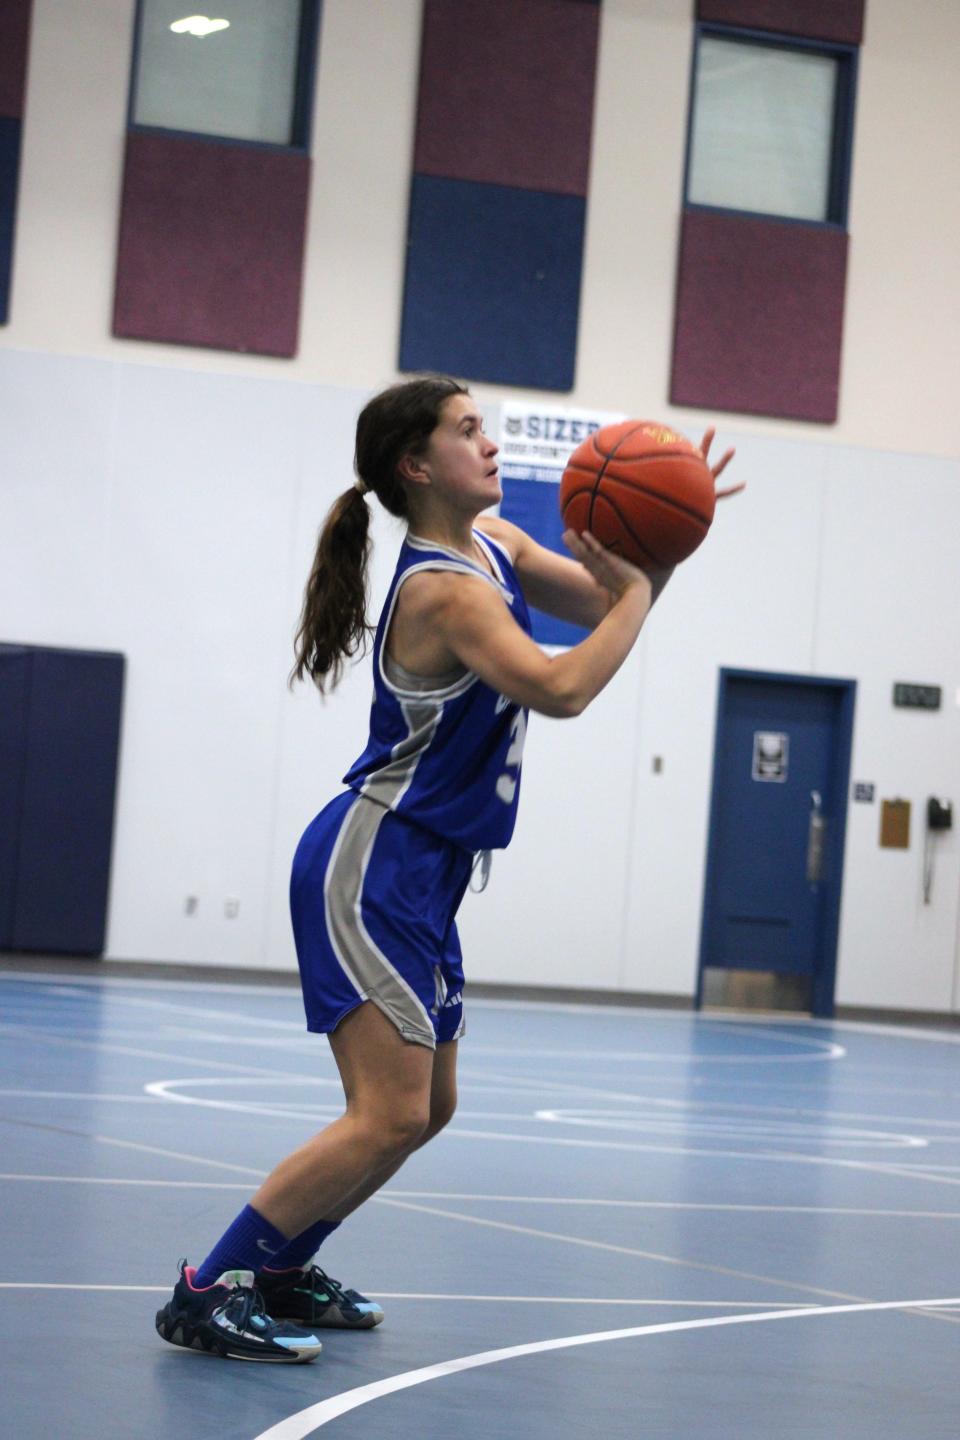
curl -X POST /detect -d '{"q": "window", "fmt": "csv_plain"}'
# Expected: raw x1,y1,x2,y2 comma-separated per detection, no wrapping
131,1,316,147
686,28,856,225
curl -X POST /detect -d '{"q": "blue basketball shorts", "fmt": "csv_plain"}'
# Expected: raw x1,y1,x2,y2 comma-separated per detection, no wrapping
290,790,472,1050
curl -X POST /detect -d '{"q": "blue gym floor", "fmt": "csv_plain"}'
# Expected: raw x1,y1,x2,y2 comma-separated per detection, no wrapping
1,966,959,1439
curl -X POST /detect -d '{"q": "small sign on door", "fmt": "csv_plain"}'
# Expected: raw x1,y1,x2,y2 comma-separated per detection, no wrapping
752,731,789,782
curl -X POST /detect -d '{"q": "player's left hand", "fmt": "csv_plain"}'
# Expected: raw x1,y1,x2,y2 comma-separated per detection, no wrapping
700,428,744,500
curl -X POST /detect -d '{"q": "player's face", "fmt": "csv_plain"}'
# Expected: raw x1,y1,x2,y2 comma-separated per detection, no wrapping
420,394,501,509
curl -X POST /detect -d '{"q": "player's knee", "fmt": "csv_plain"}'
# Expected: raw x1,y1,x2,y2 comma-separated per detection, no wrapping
370,1102,430,1158
424,1090,457,1140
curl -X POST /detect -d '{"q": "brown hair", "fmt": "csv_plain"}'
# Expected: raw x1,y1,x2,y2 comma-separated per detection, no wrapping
290,375,468,693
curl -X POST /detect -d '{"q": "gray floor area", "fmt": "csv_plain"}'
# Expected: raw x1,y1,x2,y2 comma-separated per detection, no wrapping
1,966,959,1439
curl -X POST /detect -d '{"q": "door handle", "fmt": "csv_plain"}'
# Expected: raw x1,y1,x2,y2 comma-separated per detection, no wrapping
807,790,826,885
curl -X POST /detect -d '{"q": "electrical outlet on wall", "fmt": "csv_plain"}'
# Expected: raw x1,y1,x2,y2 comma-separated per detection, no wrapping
224,897,240,919
184,896,198,916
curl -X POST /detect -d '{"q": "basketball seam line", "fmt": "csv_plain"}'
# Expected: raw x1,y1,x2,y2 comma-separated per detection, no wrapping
585,424,711,534
567,474,712,529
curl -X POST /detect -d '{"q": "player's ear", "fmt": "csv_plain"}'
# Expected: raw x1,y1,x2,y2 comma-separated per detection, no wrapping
398,451,430,486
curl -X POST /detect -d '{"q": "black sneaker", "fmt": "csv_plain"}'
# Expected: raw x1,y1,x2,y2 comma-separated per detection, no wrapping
257,1263,384,1329
156,1262,323,1362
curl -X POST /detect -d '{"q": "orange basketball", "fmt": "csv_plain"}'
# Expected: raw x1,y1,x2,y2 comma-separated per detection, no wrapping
560,420,715,568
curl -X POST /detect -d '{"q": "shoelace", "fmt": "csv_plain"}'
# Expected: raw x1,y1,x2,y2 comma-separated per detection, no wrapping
302,1265,350,1322
224,1282,270,1333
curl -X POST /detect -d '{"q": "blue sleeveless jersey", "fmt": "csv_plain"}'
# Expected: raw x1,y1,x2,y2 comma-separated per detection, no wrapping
343,529,532,852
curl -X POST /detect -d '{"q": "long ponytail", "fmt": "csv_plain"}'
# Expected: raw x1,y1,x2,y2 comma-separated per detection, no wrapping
290,374,467,694
290,486,374,693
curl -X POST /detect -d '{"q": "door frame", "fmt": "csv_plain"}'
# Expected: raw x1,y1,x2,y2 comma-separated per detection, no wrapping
696,667,857,1017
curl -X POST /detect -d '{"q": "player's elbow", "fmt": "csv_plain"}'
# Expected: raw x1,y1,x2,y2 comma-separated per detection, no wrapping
538,677,589,719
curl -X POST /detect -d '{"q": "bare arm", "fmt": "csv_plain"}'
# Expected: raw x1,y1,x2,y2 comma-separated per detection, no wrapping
477,428,739,627
477,515,611,629
416,534,665,719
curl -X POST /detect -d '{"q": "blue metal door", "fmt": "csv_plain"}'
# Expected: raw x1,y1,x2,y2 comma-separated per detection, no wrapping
698,670,856,1017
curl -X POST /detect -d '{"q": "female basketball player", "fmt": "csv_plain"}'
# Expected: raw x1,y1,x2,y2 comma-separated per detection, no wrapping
156,376,739,1362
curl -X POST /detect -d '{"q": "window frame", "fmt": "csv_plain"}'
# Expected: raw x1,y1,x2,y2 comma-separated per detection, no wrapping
682,22,859,231
126,0,322,154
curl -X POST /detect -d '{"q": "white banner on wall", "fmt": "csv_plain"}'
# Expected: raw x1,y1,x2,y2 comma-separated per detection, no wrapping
497,401,624,644
498,401,624,480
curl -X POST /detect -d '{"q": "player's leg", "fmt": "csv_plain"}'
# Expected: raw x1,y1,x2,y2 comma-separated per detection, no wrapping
307,1034,460,1223
251,998,434,1233
155,1002,434,1354
256,1033,458,1329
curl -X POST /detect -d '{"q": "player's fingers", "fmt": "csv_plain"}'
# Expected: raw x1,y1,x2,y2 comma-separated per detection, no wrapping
716,480,747,499
711,446,736,478
700,427,716,460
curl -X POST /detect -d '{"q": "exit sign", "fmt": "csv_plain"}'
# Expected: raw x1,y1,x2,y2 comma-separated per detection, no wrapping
893,683,941,710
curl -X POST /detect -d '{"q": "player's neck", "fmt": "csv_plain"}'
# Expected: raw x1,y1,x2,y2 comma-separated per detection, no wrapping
406,515,479,562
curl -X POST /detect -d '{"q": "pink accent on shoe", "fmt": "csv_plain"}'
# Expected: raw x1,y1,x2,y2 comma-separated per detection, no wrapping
183,1266,220,1292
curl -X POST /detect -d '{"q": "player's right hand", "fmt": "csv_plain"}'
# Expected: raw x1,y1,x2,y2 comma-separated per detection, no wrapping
563,529,672,604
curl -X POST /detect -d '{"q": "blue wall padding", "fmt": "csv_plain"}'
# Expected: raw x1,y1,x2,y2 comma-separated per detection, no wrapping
0,646,31,947
400,176,586,391
499,478,589,646
7,647,125,957
0,118,21,325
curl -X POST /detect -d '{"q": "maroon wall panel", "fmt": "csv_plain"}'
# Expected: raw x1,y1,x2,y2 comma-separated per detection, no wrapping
113,132,310,357
697,0,864,46
671,210,848,423
414,0,600,196
0,0,32,117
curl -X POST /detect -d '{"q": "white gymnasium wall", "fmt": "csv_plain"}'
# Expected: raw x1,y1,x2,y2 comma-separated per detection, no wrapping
4,0,959,454
2,1,959,1010
2,348,958,1012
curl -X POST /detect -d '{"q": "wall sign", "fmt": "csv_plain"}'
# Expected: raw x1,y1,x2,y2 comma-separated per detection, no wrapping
498,401,622,646
853,782,875,803
880,798,911,849
892,683,941,710
752,731,788,782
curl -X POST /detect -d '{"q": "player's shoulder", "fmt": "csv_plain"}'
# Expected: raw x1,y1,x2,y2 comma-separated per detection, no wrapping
475,515,526,563
397,562,496,620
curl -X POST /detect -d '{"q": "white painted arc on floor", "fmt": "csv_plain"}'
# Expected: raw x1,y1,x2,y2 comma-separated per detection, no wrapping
249,1298,960,1440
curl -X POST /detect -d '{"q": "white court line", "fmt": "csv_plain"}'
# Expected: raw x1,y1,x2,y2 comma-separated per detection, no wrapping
0,1284,818,1307
0,1127,892,1308
0,1020,326,1083
143,1078,934,1150
3,972,959,1046
0,977,849,1062
374,1196,868,1305
249,1296,960,1440
135,1077,960,1189
439,1125,960,1189
3,1174,960,1220
0,1090,167,1104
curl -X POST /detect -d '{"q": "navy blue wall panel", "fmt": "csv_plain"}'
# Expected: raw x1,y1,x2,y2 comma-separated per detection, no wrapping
9,648,125,957
0,646,31,947
400,177,586,391
0,117,22,324
401,0,601,390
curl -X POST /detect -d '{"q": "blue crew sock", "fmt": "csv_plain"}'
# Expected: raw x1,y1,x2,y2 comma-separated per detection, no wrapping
261,1218,341,1273
192,1204,290,1289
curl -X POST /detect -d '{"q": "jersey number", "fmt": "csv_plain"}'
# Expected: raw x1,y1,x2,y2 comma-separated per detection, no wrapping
495,710,527,805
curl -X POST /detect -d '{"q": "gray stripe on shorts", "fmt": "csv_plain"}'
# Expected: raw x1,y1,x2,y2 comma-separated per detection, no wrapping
324,699,444,1049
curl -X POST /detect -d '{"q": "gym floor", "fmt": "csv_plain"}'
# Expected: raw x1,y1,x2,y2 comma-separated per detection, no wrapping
1,963,959,1439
